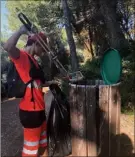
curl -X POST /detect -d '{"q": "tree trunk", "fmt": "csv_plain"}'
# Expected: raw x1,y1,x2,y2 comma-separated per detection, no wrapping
61,0,78,72
99,0,129,57
88,26,94,57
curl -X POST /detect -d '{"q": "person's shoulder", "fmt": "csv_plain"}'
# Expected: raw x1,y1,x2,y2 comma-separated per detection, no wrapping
10,49,28,64
20,49,28,55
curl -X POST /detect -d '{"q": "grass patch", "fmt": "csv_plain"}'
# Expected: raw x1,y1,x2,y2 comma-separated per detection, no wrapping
121,106,134,115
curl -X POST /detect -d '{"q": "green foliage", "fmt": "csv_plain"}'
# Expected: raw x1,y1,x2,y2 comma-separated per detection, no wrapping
121,107,134,115
120,57,135,110
61,28,67,45
80,58,102,80
6,1,62,32
77,53,84,63
1,48,10,74
17,39,26,49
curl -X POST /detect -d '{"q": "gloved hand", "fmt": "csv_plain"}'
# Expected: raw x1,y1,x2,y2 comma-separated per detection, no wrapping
45,80,59,86
42,80,59,94
42,80,58,87
19,25,29,35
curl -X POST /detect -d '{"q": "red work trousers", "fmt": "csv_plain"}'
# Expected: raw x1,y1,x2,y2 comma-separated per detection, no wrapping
22,121,47,157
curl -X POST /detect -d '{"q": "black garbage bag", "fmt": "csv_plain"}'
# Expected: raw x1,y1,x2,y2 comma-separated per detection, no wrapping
47,83,72,157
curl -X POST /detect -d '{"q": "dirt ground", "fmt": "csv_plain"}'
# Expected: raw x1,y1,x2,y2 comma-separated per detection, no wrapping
1,95,135,157
119,114,135,156
1,98,23,156
1,91,53,157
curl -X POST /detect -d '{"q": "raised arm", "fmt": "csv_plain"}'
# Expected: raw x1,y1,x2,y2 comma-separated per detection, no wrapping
3,25,28,59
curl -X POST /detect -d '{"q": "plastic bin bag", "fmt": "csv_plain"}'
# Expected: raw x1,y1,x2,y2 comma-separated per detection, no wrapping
47,84,72,157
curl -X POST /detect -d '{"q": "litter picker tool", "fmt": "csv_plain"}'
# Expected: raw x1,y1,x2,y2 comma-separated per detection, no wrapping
18,12,84,82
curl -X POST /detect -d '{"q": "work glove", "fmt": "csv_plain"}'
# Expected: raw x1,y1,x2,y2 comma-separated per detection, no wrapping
19,25,29,35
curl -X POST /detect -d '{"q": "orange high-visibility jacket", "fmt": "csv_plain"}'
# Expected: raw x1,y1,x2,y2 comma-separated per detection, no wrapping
11,50,45,111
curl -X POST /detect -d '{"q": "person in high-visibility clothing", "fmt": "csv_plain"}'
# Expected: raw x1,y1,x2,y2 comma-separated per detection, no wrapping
4,25,51,157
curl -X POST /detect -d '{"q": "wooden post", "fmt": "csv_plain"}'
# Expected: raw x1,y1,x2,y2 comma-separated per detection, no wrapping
98,84,121,157
69,81,121,157
86,85,97,156
69,84,87,156
98,85,110,156
108,84,121,156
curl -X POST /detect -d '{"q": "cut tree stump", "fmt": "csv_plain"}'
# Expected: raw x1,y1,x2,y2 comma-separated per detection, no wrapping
69,80,121,157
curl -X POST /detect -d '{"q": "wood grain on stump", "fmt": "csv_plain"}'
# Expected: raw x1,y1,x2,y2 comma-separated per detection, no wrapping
69,80,120,157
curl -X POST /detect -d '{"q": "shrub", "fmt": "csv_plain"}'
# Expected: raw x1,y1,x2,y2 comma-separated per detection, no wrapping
80,57,102,80
120,58,135,111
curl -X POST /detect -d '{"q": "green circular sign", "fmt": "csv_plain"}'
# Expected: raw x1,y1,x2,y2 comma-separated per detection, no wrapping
101,48,122,85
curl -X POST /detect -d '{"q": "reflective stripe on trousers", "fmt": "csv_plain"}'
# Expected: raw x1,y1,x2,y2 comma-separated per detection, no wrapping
23,148,38,155
24,140,39,146
22,121,47,156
